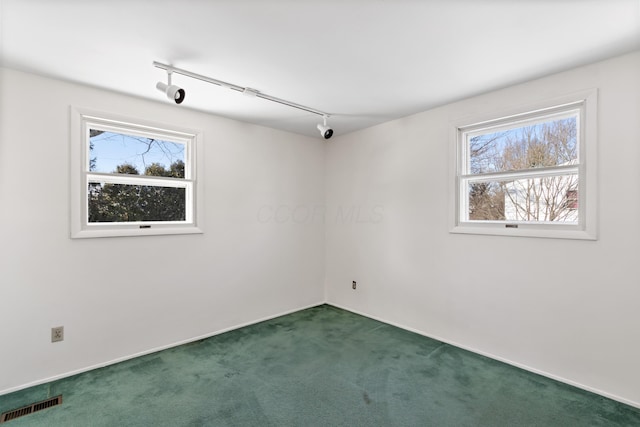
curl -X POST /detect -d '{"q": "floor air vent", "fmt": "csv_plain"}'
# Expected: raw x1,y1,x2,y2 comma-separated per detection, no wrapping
0,395,62,423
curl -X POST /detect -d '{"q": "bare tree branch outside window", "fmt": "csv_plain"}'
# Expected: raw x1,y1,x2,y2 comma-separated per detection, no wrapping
466,117,579,223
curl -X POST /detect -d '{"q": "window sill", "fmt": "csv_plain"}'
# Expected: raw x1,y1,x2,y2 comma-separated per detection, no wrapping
450,223,596,240
71,225,204,239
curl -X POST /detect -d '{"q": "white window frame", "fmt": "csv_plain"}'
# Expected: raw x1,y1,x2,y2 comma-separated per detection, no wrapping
70,107,204,238
449,89,597,240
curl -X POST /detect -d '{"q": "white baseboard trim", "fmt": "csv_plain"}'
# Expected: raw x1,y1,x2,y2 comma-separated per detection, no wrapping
326,302,640,410
0,301,325,397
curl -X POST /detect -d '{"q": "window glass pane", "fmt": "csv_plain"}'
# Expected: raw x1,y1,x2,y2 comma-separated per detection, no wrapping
467,175,578,223
468,116,577,174
88,183,186,223
89,130,185,178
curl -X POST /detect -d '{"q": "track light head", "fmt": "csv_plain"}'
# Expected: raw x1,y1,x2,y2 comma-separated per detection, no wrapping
317,123,333,139
156,81,185,104
317,116,333,139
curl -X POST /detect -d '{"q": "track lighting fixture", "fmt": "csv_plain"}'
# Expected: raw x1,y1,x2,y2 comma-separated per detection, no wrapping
153,61,334,138
156,71,185,104
317,116,333,140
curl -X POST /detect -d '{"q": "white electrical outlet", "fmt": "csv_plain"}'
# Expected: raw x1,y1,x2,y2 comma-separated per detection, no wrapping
51,326,64,343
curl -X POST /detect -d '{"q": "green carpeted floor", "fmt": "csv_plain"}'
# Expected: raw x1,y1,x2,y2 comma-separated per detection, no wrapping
1,305,639,426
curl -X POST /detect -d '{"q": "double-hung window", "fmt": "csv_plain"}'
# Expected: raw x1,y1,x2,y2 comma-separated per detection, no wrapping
71,109,203,238
451,90,597,239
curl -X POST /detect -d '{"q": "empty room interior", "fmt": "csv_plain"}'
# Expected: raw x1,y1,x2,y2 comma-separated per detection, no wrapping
1,1,640,425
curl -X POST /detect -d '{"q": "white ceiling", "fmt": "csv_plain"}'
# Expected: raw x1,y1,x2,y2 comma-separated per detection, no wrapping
1,0,639,138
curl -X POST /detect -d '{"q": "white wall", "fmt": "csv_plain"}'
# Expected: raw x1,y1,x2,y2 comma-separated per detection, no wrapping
0,68,326,394
325,51,640,407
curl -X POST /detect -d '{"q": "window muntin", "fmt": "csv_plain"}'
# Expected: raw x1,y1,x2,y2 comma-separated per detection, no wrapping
451,91,597,240
71,109,202,238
